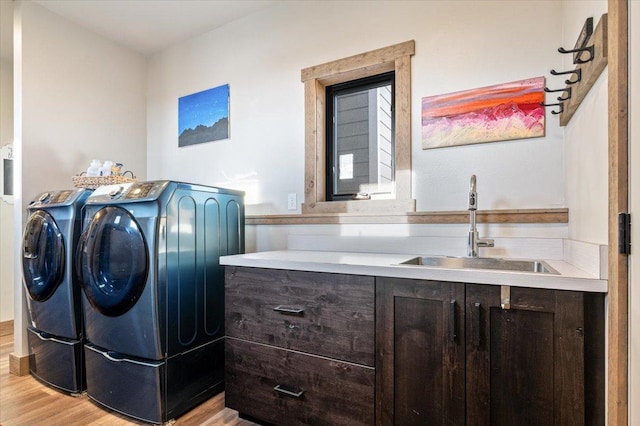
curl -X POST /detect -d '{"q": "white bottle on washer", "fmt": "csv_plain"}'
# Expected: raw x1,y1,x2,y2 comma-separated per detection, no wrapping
87,160,101,176
99,160,113,176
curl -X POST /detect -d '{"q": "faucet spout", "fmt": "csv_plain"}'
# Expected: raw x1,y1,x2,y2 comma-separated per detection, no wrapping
467,175,494,257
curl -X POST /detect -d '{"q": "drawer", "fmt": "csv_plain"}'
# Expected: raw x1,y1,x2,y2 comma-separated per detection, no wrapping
226,338,375,426
84,343,164,424
225,267,375,365
27,327,85,393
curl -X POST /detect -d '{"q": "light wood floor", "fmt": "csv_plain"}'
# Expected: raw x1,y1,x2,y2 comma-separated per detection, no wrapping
0,333,256,425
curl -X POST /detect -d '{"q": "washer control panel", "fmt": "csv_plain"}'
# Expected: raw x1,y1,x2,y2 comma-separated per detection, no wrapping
29,189,78,207
49,190,74,204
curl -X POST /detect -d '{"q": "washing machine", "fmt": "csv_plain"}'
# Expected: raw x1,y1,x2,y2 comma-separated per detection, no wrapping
76,180,244,424
22,188,92,393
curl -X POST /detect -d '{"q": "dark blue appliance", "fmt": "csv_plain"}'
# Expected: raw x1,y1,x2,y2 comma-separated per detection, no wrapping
22,188,92,393
77,180,244,424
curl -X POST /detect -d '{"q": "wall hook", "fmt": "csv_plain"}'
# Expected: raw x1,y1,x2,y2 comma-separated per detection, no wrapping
550,68,582,85
544,86,572,101
558,45,595,64
540,101,564,115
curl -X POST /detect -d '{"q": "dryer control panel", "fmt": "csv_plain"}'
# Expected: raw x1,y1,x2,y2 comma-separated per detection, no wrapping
85,181,170,204
125,182,164,200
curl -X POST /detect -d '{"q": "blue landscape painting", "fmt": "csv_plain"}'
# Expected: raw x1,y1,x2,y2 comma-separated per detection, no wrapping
178,84,229,147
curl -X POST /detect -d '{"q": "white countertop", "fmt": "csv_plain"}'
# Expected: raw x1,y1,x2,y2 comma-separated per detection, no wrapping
220,250,608,293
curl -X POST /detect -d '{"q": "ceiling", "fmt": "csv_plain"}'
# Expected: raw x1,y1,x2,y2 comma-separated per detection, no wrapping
1,0,279,61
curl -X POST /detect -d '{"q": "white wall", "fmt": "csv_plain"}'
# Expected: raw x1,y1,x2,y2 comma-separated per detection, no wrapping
148,1,567,225
1,56,14,322
20,1,148,206
561,0,608,244
12,0,148,353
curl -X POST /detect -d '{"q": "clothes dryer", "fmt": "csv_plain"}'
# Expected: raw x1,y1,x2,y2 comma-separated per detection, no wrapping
22,188,91,393
77,180,244,424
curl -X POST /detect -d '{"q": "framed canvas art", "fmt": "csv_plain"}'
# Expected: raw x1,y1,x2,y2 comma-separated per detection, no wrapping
179,84,230,147
421,77,545,149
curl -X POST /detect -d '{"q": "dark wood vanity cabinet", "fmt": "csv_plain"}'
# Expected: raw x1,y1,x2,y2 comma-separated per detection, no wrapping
376,277,466,425
376,277,605,426
224,268,604,425
225,267,376,425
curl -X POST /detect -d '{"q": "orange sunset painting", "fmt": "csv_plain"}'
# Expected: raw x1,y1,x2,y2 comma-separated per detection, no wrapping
421,77,545,149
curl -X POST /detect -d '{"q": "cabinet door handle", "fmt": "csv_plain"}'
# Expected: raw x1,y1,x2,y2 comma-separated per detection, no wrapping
274,384,305,398
273,306,305,315
473,302,481,347
501,286,511,310
450,300,457,342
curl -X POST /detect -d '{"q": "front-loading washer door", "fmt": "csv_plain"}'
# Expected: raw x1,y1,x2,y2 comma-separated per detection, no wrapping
22,210,65,302
78,206,149,317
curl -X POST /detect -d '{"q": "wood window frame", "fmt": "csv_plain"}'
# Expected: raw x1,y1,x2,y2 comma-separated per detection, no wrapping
301,41,416,214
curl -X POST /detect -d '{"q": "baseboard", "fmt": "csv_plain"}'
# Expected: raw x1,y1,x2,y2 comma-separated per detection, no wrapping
9,352,32,376
0,320,13,336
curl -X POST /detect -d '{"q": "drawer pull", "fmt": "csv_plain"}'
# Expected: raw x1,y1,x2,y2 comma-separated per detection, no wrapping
273,306,305,315
274,384,305,398
30,330,74,346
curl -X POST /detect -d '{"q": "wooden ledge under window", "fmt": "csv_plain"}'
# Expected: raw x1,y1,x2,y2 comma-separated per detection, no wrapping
246,208,568,225
302,198,417,215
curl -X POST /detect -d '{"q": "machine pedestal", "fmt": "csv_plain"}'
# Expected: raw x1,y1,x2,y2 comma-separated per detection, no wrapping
84,337,224,424
27,326,84,393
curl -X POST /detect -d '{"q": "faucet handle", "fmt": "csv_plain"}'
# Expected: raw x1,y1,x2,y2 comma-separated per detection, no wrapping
477,238,494,248
468,175,478,210
469,192,477,210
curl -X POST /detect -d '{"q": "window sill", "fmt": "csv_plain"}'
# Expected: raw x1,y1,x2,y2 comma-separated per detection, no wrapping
301,198,416,215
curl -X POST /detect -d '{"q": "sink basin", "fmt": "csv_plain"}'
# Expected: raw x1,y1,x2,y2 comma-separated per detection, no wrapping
399,256,559,275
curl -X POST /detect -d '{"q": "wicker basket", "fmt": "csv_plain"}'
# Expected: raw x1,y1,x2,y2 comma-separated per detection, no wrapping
72,174,137,189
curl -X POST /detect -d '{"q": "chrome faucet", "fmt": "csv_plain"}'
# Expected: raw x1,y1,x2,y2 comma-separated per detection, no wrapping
467,175,494,257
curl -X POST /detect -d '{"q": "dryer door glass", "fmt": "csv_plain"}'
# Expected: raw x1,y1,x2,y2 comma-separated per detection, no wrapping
78,206,149,316
22,210,65,302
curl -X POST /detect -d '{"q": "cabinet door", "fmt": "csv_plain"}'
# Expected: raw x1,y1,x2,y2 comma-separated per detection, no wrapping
465,285,604,426
376,277,465,426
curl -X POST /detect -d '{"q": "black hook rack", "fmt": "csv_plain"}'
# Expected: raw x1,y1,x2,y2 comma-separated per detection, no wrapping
544,86,572,101
543,13,607,126
558,45,595,64
550,68,582,85
540,102,564,115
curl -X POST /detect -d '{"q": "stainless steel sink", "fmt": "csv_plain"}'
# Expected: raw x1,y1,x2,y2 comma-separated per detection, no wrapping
399,256,559,274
